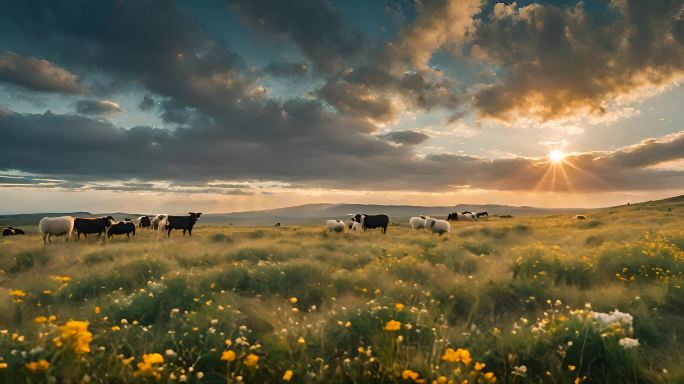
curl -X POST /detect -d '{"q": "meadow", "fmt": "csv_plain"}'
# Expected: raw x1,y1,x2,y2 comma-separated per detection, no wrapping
0,198,683,383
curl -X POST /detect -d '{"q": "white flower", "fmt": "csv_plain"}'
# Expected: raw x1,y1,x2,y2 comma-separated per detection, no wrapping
618,337,640,349
165,349,177,358
512,365,527,377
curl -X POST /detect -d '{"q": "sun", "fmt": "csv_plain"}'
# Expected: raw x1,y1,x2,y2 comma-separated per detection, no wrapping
548,150,566,163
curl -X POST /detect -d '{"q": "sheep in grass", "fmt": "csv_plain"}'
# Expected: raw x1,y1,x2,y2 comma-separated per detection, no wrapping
348,221,363,233
428,219,450,236
326,219,346,233
409,216,428,230
39,216,75,244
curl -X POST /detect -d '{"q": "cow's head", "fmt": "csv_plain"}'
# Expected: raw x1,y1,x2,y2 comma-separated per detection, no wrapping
189,212,202,222
352,214,362,223
104,216,115,226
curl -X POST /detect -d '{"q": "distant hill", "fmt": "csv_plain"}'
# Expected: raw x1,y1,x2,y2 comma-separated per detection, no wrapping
3,195,681,228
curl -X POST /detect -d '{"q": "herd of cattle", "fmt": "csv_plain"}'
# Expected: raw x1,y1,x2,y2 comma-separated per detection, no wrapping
13,212,204,244
2,209,496,243
326,211,489,236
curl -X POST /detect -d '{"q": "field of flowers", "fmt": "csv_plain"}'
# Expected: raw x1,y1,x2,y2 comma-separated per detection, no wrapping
0,199,683,383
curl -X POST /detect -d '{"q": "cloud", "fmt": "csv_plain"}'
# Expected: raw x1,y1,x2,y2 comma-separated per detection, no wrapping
0,51,85,94
470,1,684,123
75,99,121,115
0,107,682,192
379,130,430,145
139,94,156,111
263,61,310,77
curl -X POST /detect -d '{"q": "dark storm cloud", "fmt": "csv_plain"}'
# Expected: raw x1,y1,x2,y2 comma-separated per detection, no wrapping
0,51,85,94
470,0,684,122
1,108,683,192
231,0,367,74
75,99,121,115
379,130,430,145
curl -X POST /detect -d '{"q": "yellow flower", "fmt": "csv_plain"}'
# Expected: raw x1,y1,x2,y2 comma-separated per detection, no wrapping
575,378,582,384
474,362,486,371
225,339,232,347
51,276,71,283
95,306,101,314
396,303,405,311
9,290,26,297
0,363,6,369
568,365,576,372
436,376,448,384
52,337,63,348
58,320,92,354
244,354,259,367
121,356,135,366
43,290,52,295
34,316,48,324
484,372,496,382
25,359,49,372
221,350,236,362
283,370,294,381
384,320,401,331
135,353,164,379
48,315,57,322
345,321,352,328
111,326,121,331
441,348,472,365
297,337,306,344
402,370,419,380
289,297,298,304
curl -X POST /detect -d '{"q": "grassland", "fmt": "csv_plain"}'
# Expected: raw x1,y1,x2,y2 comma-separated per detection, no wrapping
0,198,683,383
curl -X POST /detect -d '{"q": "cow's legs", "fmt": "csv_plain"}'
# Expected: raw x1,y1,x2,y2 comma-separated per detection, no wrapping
183,229,186,236
167,228,172,237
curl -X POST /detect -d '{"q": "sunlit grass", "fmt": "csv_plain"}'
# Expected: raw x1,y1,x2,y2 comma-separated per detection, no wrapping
0,200,683,383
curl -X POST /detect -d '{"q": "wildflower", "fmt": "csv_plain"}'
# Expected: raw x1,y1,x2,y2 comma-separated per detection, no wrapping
441,348,472,366
49,315,57,322
111,326,120,331
618,337,640,349
221,350,236,362
396,303,405,311
196,372,204,379
436,376,448,384
0,363,7,369
165,349,177,358
135,353,164,379
9,290,26,297
345,321,352,328
121,356,135,366
511,365,527,377
289,297,298,304
484,372,496,382
58,320,92,354
575,378,582,384
225,339,232,347
34,316,48,324
25,359,49,372
474,362,485,371
297,337,306,344
43,290,52,295
568,365,576,372
402,369,419,380
244,354,259,367
283,370,294,381
384,320,401,331
51,276,71,283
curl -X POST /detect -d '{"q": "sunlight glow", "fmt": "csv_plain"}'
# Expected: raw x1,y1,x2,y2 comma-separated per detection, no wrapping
548,150,566,163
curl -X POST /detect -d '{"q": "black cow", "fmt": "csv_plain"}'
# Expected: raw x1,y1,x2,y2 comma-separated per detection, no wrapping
352,213,389,234
447,212,459,221
165,212,202,237
74,216,114,240
476,212,489,219
139,216,151,228
108,221,136,238
275,222,281,227
3,227,25,236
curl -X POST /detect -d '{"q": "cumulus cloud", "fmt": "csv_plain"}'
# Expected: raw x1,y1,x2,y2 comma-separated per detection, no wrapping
0,51,85,94
75,99,121,115
470,1,684,123
379,130,430,145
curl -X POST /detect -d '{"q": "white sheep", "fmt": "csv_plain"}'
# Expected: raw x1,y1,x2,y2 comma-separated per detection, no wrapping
39,216,75,244
349,221,363,233
151,214,167,230
326,219,346,233
409,216,428,230
429,219,450,235
425,217,437,229
157,216,169,232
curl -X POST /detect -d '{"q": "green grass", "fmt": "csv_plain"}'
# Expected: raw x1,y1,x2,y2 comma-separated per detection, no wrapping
0,204,683,383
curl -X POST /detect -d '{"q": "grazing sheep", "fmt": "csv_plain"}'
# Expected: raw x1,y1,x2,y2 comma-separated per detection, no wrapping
574,215,587,220
326,219,346,233
429,219,450,235
424,217,437,229
39,216,75,244
158,217,169,232
409,216,428,230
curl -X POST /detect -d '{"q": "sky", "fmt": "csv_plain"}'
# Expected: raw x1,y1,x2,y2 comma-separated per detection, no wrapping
1,0,684,214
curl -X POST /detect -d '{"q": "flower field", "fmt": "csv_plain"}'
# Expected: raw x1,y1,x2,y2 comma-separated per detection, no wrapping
0,200,683,383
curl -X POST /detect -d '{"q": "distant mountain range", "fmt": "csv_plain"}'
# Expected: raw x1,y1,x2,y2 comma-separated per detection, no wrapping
2,195,682,227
